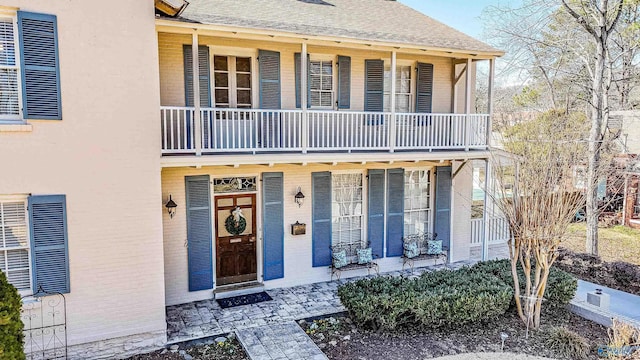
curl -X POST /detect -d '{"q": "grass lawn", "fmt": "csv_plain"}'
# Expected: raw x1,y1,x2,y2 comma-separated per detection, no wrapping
563,224,640,265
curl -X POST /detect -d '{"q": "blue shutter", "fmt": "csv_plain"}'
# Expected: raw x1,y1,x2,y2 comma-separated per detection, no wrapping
364,60,384,112
312,172,332,267
386,168,405,257
434,166,452,251
263,172,284,280
29,195,69,294
416,63,434,113
337,56,351,109
18,11,61,120
259,50,281,109
367,169,384,259
294,53,310,109
185,175,213,291
183,45,211,107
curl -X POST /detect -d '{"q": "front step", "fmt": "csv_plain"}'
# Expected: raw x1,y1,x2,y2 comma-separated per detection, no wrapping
214,281,264,299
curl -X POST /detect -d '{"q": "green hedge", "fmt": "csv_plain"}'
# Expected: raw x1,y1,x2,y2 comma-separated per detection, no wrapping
0,270,25,359
338,267,513,331
470,259,577,308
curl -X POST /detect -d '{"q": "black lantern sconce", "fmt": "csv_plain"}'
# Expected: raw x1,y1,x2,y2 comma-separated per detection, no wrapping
294,187,305,207
165,195,178,218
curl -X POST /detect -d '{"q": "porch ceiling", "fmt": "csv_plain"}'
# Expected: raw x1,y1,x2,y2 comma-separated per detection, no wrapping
159,150,491,168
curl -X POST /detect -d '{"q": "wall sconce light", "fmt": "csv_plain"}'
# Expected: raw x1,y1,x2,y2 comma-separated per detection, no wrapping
294,187,305,208
165,195,178,218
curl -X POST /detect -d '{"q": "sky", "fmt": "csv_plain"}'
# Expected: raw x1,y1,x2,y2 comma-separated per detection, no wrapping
398,0,520,39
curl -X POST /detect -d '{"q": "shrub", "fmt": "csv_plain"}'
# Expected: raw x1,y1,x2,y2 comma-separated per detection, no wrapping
471,259,578,308
338,267,513,331
545,327,589,360
0,270,25,360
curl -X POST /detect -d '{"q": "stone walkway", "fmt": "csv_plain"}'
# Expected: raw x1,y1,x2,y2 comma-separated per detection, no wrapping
166,261,470,359
236,322,327,360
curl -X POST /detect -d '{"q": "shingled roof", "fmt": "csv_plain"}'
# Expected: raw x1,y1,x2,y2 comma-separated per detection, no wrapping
164,0,502,56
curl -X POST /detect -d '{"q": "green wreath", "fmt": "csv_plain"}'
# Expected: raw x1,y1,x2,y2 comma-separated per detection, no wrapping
225,214,247,235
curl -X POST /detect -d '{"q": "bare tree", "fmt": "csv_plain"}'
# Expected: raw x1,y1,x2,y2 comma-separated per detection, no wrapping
561,0,625,255
492,110,586,329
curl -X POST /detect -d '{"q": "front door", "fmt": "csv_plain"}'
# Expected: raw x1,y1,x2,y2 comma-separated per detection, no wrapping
215,194,257,286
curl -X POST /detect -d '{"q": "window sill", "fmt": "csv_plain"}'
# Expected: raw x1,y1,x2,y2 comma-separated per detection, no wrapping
0,123,33,132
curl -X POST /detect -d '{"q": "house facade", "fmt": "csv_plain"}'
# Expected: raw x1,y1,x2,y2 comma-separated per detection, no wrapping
0,0,503,358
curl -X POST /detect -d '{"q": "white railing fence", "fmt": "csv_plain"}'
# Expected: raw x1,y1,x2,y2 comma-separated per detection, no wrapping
470,216,510,245
160,107,490,154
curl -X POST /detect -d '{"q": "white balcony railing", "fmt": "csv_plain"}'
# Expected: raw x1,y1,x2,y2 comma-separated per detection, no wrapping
470,217,511,245
161,107,490,155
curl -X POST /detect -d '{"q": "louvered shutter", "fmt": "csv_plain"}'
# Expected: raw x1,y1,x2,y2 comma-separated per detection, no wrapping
312,172,332,267
28,195,69,294
416,63,434,113
18,11,62,120
434,166,452,251
364,60,384,112
337,56,351,109
183,45,211,107
386,168,405,257
185,175,213,291
294,53,311,109
259,50,281,109
367,169,384,258
263,172,284,280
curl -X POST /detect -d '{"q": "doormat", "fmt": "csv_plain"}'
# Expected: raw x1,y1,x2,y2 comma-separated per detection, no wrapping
216,292,273,309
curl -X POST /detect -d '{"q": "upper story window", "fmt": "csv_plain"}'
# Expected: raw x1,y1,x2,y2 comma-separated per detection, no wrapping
0,11,62,123
310,59,333,108
0,18,20,120
384,64,412,113
213,55,253,109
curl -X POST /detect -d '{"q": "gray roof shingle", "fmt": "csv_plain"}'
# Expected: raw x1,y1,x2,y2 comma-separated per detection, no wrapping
164,0,502,55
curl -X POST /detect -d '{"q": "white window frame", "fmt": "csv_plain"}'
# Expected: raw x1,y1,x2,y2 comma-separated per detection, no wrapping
309,54,336,110
209,46,258,109
0,195,32,296
403,168,434,237
331,171,366,248
384,60,414,113
0,15,22,122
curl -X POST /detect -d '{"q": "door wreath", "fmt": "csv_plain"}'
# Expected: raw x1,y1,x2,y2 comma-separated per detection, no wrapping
225,207,247,235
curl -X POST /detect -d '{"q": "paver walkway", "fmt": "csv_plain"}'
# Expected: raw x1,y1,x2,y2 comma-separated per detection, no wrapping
166,261,470,359
236,322,327,360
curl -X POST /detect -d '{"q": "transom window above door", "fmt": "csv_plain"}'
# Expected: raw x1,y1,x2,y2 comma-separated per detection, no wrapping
213,55,252,108
310,59,333,108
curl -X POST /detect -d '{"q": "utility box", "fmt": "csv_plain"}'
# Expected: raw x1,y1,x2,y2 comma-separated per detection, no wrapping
587,290,611,310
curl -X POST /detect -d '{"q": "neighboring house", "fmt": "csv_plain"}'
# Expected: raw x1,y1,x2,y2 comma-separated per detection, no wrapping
612,111,640,228
0,0,502,358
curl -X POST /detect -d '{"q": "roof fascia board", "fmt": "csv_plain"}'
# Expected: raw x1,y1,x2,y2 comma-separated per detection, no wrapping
155,20,503,59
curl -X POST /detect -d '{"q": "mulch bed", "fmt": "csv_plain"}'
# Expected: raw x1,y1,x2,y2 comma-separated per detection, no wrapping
555,247,640,295
300,308,608,360
126,335,247,360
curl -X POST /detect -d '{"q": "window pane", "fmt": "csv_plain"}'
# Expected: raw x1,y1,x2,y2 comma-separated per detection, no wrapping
214,72,229,87
310,61,321,75
310,91,320,107
310,75,321,90
214,56,228,71
322,62,333,75
215,89,229,105
396,94,410,113
320,92,332,107
0,20,15,67
0,68,19,116
237,89,251,105
236,57,251,72
321,76,332,91
236,73,251,89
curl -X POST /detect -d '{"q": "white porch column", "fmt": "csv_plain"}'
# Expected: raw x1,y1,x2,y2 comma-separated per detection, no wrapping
482,158,492,261
192,32,202,156
301,42,308,153
487,58,495,148
389,50,397,152
464,58,472,151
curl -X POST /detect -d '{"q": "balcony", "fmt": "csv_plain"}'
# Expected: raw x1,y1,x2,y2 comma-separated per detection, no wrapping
161,107,490,155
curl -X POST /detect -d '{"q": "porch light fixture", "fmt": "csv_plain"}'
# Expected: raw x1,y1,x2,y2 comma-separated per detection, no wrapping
165,195,178,218
294,187,305,208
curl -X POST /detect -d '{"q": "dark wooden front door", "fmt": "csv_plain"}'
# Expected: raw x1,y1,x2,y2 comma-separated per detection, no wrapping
215,194,257,285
